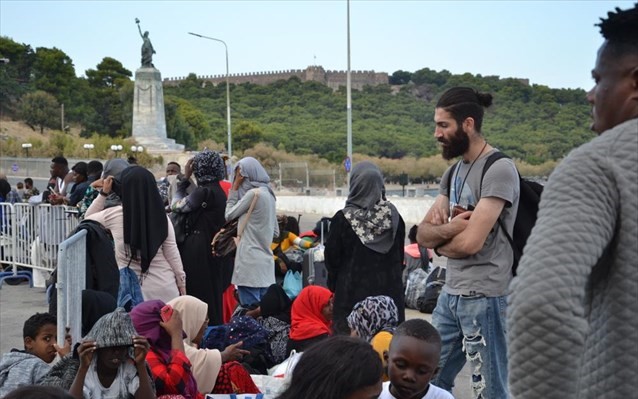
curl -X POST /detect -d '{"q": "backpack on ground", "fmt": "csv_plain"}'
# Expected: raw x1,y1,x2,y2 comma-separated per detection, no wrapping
447,151,543,275
417,266,446,314
404,268,428,309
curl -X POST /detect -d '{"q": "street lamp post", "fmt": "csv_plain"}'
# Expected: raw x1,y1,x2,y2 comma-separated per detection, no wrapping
188,32,232,165
83,143,94,159
110,144,123,158
22,143,32,176
21,143,32,158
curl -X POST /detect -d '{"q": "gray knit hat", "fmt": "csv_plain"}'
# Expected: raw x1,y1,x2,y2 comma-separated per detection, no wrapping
85,307,137,348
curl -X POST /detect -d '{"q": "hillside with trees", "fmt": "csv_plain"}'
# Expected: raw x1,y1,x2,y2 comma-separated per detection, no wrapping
1,36,594,180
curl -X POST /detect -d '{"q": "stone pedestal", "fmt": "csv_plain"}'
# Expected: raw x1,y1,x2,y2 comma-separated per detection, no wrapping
132,67,184,151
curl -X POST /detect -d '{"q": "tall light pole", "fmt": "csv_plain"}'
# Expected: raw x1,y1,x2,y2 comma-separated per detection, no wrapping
346,0,353,190
188,32,232,165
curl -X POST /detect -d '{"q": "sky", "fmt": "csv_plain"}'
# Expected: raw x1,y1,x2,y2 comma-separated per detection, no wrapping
0,0,634,90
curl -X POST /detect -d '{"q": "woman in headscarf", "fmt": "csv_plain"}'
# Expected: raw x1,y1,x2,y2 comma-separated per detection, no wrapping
129,299,203,399
85,166,186,304
78,158,129,219
287,285,333,353
170,150,227,325
325,161,405,335
167,295,258,395
347,295,399,381
225,157,279,308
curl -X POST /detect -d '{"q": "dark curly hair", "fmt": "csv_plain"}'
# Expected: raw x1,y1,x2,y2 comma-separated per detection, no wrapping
23,312,57,340
277,336,383,399
597,3,638,58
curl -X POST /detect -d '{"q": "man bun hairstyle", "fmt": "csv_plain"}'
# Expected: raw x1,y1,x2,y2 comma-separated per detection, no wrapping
597,3,638,58
436,87,493,133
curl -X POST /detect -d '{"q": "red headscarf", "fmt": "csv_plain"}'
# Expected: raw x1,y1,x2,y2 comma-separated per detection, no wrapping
289,286,333,341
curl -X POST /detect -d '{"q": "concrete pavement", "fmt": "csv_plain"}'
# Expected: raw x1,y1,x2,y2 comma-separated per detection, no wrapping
0,212,473,399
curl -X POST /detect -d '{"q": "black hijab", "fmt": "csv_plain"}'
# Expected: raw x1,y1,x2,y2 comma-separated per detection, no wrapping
81,290,117,337
120,166,168,273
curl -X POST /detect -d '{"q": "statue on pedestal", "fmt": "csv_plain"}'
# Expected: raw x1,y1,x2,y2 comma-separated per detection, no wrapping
135,18,155,68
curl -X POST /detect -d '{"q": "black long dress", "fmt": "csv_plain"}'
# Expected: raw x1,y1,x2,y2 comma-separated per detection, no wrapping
325,210,406,334
177,181,227,325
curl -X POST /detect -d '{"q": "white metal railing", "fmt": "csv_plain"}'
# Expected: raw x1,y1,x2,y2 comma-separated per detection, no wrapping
56,229,87,347
0,202,80,287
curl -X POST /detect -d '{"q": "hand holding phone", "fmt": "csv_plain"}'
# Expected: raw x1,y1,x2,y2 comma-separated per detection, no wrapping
160,305,173,322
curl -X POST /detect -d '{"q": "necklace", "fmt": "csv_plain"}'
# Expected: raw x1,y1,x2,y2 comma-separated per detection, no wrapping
454,141,488,205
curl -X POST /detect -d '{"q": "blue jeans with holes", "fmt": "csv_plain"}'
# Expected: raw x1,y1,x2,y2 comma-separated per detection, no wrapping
432,291,509,399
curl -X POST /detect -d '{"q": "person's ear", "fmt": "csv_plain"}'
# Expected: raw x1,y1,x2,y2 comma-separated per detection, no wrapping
630,66,638,100
432,366,440,380
463,117,475,133
24,337,33,352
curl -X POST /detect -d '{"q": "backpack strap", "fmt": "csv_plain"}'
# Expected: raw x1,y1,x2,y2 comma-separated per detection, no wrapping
479,151,517,256
445,161,461,199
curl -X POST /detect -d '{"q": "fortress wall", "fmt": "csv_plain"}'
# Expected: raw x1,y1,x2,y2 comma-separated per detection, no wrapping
163,66,388,90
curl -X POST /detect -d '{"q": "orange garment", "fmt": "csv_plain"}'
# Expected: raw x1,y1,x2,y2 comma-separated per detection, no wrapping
289,286,332,341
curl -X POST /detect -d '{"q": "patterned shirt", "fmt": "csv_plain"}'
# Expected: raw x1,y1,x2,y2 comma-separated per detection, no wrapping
146,349,203,399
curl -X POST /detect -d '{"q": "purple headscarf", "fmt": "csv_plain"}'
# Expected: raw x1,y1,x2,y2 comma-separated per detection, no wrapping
129,300,173,361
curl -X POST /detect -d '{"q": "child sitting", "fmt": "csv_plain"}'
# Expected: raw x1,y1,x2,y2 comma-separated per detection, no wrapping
69,308,155,399
0,313,70,396
380,319,453,399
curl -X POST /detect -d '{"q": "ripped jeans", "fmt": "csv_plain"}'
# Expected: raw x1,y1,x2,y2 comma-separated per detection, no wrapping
432,291,509,399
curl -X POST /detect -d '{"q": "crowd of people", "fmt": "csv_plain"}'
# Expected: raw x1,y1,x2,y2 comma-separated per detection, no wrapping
0,4,636,398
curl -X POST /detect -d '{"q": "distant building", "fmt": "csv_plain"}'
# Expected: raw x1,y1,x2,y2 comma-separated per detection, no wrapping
163,65,389,91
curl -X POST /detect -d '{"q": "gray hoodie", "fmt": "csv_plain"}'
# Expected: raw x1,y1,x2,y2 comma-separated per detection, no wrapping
0,349,51,396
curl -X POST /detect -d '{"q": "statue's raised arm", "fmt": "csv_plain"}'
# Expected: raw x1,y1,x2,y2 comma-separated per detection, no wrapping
135,18,155,68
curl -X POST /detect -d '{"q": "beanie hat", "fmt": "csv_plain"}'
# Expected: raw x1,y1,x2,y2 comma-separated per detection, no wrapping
85,307,137,348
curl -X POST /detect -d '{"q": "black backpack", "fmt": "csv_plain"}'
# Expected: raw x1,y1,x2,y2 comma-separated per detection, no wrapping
447,152,543,275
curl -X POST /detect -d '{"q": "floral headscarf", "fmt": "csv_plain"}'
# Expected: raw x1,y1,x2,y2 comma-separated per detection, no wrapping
343,161,399,254
193,149,225,184
347,295,398,342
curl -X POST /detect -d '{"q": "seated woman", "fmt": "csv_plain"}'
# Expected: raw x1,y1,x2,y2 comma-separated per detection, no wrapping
243,284,293,364
129,300,203,399
167,295,259,395
347,295,399,381
287,286,333,354
68,308,155,399
276,336,383,399
272,214,313,277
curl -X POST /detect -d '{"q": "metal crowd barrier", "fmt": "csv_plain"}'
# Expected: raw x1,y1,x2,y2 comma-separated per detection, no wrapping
56,229,87,347
0,202,80,288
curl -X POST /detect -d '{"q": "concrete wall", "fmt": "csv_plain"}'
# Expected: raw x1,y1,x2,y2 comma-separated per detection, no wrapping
275,195,434,226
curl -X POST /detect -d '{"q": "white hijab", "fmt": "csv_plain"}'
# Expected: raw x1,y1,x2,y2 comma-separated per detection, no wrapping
168,295,222,394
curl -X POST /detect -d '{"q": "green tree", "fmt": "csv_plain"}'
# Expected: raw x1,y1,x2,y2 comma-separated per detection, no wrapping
19,90,60,133
0,37,35,115
32,47,76,104
234,120,265,153
389,70,412,85
85,57,132,89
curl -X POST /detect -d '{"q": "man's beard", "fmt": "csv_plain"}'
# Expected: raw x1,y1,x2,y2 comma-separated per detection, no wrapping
439,125,469,160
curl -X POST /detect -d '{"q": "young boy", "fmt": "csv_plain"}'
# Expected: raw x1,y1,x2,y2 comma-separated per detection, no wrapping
0,313,69,396
381,319,454,399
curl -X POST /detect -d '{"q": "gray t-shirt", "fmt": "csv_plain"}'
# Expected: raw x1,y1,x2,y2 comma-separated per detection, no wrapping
439,150,519,297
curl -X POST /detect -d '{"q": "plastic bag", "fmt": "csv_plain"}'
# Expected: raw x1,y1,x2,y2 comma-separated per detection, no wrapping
282,270,302,299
